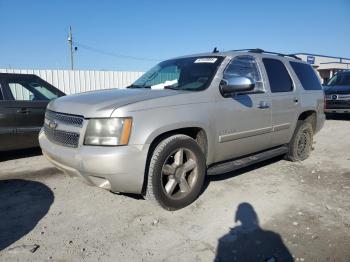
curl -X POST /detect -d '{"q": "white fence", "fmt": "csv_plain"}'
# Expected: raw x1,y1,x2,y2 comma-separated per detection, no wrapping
0,69,144,95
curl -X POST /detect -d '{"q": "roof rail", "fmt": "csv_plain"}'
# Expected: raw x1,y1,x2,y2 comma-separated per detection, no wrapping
231,48,301,60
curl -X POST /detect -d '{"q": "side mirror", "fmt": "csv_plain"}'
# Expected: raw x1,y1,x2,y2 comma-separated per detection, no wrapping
220,76,255,97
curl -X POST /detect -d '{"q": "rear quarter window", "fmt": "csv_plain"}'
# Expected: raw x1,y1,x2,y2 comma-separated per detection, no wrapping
290,62,322,90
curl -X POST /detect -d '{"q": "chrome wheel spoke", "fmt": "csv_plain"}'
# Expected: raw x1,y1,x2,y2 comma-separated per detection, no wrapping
183,159,197,173
179,179,190,193
165,178,177,195
162,164,175,176
174,149,184,166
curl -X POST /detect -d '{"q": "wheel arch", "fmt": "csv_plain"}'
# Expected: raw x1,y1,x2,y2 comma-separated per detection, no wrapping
298,110,317,132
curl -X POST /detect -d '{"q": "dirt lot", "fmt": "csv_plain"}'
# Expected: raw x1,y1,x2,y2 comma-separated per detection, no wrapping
0,117,349,262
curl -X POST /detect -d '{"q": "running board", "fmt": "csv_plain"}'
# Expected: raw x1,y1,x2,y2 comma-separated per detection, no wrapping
207,146,288,176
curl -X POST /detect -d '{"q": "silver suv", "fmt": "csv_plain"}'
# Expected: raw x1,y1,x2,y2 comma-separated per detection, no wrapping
39,49,325,210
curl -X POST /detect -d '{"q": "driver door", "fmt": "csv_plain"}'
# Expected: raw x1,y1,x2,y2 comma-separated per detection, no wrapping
214,55,272,162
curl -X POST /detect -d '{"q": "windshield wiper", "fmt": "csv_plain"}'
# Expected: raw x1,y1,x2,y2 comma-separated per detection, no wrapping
127,84,151,89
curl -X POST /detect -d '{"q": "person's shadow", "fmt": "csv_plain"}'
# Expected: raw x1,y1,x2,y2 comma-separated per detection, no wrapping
215,203,293,262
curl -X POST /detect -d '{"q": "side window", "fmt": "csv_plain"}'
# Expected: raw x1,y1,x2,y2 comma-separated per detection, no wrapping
262,58,293,93
224,56,263,90
7,79,59,101
290,62,322,90
9,82,35,101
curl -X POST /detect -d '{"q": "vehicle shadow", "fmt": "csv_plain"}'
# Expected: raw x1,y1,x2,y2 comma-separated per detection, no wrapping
325,113,350,121
0,179,54,251
214,202,293,262
0,148,42,162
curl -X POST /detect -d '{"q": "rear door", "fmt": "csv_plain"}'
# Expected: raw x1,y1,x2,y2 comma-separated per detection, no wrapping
262,58,299,147
2,74,63,149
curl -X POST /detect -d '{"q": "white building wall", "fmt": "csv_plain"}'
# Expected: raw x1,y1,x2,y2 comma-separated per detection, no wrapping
0,69,144,95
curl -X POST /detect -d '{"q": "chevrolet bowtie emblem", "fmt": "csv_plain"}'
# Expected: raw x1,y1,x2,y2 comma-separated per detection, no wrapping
48,120,58,129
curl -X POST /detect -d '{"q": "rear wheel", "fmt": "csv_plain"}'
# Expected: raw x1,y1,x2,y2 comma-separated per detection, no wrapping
145,134,206,210
285,120,313,162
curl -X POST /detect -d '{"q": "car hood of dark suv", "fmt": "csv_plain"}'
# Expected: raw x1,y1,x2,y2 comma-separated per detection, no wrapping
323,85,350,94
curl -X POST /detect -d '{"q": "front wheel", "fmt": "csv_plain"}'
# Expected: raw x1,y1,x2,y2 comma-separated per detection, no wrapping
285,120,314,162
145,134,206,210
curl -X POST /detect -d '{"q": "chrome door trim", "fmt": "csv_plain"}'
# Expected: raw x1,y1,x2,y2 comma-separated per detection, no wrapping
219,126,273,143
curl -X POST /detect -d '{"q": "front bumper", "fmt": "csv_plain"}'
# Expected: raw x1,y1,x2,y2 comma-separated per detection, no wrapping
324,108,350,114
39,131,150,194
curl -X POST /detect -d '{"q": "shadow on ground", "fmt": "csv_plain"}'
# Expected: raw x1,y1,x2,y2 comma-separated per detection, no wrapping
215,202,293,262
0,179,54,251
0,148,42,162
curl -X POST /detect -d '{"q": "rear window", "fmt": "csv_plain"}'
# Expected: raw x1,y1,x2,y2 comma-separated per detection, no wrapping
290,62,322,90
262,58,293,93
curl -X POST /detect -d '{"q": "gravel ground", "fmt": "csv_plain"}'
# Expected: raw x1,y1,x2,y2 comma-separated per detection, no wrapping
0,117,349,262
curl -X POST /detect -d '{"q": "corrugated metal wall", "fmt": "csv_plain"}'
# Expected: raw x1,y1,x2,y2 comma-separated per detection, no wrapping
0,69,144,95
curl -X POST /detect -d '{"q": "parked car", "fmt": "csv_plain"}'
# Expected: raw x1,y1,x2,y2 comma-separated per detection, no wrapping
39,49,325,210
0,73,65,151
324,70,350,114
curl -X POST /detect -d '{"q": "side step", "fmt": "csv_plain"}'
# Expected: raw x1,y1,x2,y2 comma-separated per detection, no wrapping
207,146,288,176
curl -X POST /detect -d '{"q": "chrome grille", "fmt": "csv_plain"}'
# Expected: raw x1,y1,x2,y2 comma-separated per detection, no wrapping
44,110,84,148
45,110,84,127
44,125,80,148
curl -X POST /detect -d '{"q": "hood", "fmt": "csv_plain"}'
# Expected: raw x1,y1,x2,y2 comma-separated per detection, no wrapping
324,85,350,94
48,88,181,118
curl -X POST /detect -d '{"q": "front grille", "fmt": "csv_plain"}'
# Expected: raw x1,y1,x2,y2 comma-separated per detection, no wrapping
44,125,80,148
45,110,84,127
44,110,84,148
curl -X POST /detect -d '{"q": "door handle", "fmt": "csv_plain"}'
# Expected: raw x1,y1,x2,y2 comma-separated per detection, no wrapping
17,108,30,114
258,101,270,109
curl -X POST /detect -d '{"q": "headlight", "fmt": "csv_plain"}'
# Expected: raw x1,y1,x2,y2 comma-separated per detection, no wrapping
84,118,132,146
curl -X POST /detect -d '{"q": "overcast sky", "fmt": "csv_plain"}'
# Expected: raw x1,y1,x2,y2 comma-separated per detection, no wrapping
1,0,349,71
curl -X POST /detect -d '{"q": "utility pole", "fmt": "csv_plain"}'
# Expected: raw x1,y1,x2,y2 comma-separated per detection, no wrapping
68,26,74,70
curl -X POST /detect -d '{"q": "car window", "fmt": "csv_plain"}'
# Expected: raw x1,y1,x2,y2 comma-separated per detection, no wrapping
263,58,293,93
0,86,3,100
327,72,350,86
131,56,224,91
8,79,60,101
224,55,263,90
290,62,322,90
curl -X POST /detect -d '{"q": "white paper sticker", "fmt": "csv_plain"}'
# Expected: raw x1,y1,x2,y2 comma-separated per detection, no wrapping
194,58,217,63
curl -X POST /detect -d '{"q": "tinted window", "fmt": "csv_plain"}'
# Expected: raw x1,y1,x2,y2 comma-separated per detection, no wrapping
327,72,350,86
290,62,322,90
263,58,293,92
0,87,3,100
224,56,263,91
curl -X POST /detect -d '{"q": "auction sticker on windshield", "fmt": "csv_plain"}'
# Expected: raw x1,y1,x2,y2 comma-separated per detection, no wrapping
194,58,218,63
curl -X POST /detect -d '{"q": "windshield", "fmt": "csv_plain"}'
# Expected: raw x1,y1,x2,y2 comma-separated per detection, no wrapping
130,56,223,91
326,72,350,86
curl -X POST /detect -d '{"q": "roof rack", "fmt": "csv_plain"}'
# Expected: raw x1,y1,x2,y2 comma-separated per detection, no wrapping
231,48,301,60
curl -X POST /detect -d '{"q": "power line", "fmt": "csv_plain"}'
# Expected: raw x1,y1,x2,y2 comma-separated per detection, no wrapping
73,41,162,62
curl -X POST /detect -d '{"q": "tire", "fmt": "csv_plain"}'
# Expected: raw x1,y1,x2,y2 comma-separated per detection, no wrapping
145,134,206,210
285,120,314,162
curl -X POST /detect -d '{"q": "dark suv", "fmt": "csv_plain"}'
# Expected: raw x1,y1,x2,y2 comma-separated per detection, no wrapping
324,70,350,114
0,73,64,151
